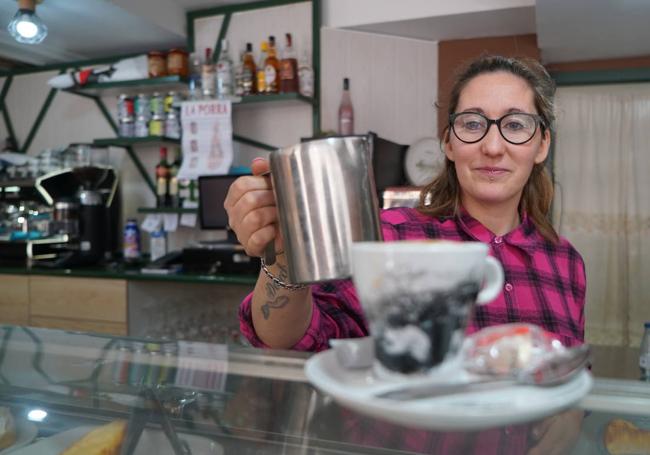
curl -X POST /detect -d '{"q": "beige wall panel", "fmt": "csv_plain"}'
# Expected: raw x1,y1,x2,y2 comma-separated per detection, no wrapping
29,316,126,336
321,28,438,145
0,275,30,325
29,276,127,323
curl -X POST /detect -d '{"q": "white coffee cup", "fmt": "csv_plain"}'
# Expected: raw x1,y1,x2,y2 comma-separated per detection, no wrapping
350,240,504,375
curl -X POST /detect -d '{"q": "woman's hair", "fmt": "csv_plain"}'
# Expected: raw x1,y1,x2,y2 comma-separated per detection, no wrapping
419,54,558,243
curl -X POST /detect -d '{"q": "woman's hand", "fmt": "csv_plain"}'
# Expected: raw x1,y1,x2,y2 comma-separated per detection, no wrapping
224,158,283,257
527,409,584,455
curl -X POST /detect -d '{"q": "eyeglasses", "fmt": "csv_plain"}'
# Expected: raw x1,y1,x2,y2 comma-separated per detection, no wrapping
449,112,545,145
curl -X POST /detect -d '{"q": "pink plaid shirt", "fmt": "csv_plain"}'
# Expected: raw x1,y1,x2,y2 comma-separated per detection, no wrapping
239,207,586,454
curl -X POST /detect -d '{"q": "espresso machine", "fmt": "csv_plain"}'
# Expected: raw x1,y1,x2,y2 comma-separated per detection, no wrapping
33,165,120,267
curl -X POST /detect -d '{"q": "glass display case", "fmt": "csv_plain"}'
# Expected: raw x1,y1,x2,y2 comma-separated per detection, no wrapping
0,325,648,454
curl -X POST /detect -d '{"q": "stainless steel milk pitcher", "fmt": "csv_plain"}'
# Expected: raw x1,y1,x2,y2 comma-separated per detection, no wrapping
268,135,383,283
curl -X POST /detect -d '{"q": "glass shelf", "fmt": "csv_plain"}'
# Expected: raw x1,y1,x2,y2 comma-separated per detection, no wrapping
93,137,181,147
137,207,197,214
69,76,189,97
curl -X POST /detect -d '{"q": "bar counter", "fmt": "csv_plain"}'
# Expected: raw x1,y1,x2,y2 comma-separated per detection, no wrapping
0,326,648,454
0,265,257,285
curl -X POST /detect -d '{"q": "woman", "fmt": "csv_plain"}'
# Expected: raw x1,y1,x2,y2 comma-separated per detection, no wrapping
225,55,586,455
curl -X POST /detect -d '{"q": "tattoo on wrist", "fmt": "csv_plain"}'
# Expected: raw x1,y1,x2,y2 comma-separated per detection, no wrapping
261,295,289,319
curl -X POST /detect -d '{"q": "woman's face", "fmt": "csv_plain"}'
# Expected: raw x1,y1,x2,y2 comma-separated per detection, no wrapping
444,71,550,210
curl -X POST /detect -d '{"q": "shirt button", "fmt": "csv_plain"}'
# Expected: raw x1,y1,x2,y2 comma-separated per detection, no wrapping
505,283,513,292
494,236,503,244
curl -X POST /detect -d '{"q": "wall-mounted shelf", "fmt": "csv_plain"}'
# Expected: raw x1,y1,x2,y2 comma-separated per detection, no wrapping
137,207,197,214
93,137,181,147
68,76,189,97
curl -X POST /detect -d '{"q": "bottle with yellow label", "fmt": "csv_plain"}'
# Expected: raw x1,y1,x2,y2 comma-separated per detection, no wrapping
264,36,280,93
256,41,268,94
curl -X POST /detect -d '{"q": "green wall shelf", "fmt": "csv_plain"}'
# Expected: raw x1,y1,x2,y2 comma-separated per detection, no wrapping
68,76,189,97
93,137,181,147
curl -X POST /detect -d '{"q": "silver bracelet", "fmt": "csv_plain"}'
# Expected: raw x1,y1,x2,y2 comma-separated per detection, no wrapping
260,258,307,291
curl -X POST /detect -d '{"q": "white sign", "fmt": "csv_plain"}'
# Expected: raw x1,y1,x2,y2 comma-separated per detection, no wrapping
179,99,233,179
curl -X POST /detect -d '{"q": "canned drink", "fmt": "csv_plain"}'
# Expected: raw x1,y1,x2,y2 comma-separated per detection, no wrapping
165,111,181,139
118,119,135,137
123,218,141,262
112,341,132,385
164,91,179,113
150,92,165,118
135,115,149,137
118,94,135,120
149,115,165,137
129,342,148,386
135,93,151,118
160,343,178,384
145,343,162,386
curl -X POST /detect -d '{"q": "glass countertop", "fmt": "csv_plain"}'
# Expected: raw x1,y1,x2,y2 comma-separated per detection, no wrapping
0,325,648,454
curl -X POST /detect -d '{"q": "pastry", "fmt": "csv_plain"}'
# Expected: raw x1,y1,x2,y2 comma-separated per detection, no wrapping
0,406,17,450
60,420,127,455
604,418,650,455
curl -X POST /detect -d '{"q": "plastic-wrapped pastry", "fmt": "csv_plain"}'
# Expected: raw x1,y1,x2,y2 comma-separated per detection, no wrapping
0,406,16,450
604,419,650,455
60,420,127,455
463,323,566,376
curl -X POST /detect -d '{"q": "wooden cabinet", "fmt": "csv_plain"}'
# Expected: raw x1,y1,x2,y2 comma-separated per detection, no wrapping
29,276,127,336
0,274,30,325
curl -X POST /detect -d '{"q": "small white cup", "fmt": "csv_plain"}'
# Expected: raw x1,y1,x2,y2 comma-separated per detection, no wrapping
351,240,504,375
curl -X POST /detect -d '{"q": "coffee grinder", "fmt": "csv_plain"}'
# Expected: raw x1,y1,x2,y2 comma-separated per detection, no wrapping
35,165,119,267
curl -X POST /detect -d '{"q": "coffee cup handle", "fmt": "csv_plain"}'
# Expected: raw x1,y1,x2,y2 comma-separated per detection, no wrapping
476,256,504,305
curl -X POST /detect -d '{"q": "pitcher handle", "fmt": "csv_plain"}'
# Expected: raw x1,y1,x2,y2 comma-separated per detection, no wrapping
263,243,276,266
259,170,277,266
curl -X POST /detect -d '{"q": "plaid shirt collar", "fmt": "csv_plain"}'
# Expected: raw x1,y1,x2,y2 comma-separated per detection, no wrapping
455,207,540,256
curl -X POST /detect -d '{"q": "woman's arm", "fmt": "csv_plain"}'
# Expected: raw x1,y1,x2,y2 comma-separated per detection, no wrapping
250,254,313,348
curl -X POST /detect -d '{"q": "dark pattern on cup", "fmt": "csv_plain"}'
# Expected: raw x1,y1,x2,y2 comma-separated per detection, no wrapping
373,281,480,374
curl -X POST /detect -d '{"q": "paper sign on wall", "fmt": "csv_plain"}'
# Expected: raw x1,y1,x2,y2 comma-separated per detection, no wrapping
178,99,233,180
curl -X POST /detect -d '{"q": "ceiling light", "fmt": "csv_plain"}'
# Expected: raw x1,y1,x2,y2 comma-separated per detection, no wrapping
7,0,47,45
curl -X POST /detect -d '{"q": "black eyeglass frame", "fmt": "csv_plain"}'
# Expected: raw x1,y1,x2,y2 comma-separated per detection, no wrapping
449,112,546,145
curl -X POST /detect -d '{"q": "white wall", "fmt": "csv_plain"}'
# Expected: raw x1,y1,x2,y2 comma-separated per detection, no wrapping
321,27,438,144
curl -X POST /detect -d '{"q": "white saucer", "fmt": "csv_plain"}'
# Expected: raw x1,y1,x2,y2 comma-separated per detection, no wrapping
304,348,593,431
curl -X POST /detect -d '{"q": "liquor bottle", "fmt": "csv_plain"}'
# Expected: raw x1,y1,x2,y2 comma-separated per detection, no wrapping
280,33,298,93
188,52,202,100
201,48,215,98
234,51,244,97
264,36,280,94
168,148,181,208
338,78,354,135
216,39,233,98
155,147,170,207
298,49,314,97
256,41,268,94
242,42,257,95
641,322,650,381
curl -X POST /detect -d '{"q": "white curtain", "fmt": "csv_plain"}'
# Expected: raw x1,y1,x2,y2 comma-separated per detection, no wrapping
554,83,650,347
